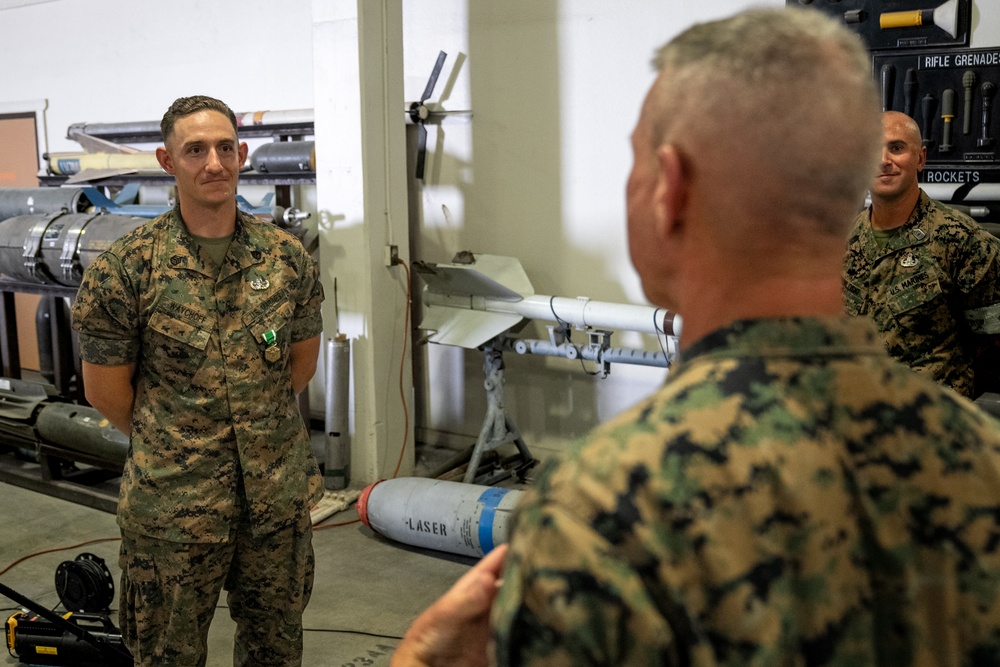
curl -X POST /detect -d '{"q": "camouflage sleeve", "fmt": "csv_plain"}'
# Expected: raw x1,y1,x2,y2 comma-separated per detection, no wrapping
952,220,1000,334
289,252,324,344
842,213,869,317
491,459,677,666
71,252,140,365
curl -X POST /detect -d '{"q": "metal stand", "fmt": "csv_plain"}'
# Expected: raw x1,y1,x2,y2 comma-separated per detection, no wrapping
464,338,535,484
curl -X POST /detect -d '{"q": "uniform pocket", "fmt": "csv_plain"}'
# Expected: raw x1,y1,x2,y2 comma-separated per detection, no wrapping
244,294,294,358
144,301,214,393
843,278,865,316
149,311,211,350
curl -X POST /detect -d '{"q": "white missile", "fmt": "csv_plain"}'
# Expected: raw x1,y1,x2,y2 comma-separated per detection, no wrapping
66,109,316,143
414,253,680,350
357,477,524,557
46,151,163,183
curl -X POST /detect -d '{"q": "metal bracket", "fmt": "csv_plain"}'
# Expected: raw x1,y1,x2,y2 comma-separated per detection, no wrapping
586,329,613,377
22,211,64,283
60,213,99,283
463,338,535,484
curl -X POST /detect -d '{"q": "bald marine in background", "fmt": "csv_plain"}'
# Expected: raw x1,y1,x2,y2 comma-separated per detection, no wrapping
844,110,1000,398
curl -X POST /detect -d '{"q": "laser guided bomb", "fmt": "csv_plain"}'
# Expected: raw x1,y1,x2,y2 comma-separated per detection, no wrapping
358,477,525,558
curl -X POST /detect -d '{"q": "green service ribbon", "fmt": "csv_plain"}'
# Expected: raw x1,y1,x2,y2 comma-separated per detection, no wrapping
261,329,277,346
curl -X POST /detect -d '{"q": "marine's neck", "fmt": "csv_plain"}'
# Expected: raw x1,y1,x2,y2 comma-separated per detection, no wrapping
871,186,919,231
179,199,237,238
674,241,846,351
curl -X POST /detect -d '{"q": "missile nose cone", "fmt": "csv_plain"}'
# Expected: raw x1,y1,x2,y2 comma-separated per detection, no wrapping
357,480,384,528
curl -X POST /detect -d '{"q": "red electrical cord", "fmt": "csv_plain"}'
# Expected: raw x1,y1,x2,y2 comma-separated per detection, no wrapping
390,258,412,479
315,257,413,530
0,536,121,578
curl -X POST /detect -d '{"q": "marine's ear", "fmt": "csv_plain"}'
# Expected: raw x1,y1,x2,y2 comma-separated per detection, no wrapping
156,146,175,175
653,144,689,240
238,141,249,169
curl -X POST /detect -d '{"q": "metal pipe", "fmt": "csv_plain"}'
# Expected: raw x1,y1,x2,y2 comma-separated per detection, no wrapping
324,334,351,490
501,337,670,368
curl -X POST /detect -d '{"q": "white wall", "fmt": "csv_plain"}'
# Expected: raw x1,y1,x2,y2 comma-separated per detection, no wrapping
972,2,1000,47
401,0,777,457
0,0,316,155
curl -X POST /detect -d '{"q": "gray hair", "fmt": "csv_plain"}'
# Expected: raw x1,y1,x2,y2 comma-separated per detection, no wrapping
649,7,880,236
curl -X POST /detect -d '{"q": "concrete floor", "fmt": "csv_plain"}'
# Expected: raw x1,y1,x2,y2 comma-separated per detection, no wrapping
0,441,532,667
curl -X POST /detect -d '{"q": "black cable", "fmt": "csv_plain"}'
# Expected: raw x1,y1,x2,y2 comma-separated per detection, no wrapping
653,308,672,366
548,296,565,331
302,627,403,640
0,536,120,578
548,296,602,377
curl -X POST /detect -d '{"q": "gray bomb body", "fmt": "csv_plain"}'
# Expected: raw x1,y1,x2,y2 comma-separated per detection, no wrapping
358,477,524,558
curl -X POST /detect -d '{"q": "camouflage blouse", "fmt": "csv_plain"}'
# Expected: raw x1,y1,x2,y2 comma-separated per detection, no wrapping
72,207,324,542
493,316,1000,666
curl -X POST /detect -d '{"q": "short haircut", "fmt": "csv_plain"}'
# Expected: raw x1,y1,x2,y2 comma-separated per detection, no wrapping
648,8,881,237
160,95,239,146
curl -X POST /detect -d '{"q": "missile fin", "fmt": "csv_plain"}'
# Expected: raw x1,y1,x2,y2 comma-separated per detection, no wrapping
81,187,120,211
420,306,523,348
64,168,139,184
69,131,141,155
415,254,534,301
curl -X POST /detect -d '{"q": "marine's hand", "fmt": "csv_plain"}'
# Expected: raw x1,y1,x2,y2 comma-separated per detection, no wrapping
391,544,508,667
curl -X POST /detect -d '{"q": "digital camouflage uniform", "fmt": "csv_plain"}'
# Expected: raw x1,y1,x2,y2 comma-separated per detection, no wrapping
843,190,1000,397
491,317,1000,666
71,206,324,666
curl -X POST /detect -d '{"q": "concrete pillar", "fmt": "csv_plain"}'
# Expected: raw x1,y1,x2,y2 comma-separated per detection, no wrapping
312,0,414,484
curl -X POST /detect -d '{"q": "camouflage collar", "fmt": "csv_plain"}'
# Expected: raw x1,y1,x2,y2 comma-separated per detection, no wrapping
681,317,884,364
861,189,932,257
161,206,266,278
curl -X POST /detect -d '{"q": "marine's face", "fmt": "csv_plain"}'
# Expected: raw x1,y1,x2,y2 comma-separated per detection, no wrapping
870,114,925,203
158,110,248,209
